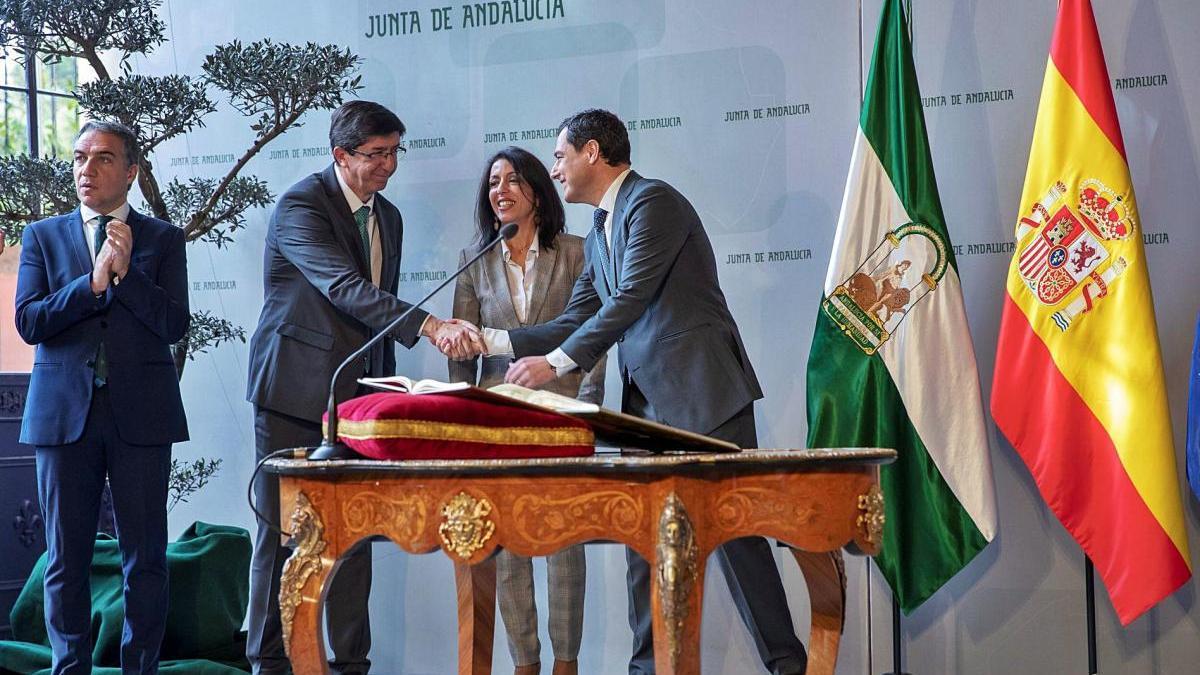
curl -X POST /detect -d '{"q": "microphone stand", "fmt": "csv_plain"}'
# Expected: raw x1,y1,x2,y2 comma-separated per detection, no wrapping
309,222,519,460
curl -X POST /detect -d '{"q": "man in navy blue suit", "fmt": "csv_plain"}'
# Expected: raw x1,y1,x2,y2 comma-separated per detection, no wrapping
15,120,189,675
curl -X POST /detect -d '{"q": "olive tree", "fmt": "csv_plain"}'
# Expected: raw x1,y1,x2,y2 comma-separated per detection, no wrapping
1,0,363,501
1,0,362,371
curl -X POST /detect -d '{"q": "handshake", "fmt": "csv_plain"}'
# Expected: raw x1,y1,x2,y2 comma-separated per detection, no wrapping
426,317,487,360
422,314,556,384
422,317,558,388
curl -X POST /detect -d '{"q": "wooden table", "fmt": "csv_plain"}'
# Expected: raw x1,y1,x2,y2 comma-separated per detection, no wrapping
266,448,893,675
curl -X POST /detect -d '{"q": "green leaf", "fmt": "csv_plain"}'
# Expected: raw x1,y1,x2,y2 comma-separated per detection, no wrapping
0,156,75,245
76,74,215,153
0,0,167,62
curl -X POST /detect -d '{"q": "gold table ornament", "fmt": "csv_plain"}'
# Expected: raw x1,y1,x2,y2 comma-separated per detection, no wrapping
655,492,699,671
279,492,326,657
857,484,886,545
439,491,496,560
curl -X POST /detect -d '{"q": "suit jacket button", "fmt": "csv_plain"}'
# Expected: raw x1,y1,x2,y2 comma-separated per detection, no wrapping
86,359,95,367
617,335,625,342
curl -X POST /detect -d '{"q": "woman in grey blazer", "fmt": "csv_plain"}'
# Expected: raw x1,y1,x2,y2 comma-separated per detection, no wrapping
449,147,604,675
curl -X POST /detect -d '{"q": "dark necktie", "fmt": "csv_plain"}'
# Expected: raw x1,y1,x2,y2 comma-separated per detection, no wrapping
592,207,613,286
92,215,113,387
354,205,371,261
93,214,112,259
353,205,377,374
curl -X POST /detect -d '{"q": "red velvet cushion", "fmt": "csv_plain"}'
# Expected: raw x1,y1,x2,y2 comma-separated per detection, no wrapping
325,392,594,460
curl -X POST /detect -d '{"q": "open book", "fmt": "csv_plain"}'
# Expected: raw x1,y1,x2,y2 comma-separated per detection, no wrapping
357,377,600,414
357,375,469,395
356,375,737,453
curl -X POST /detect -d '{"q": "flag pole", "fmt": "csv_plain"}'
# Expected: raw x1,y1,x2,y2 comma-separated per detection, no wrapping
857,4,872,672
1085,556,1097,674
881,593,912,675
886,3,914,675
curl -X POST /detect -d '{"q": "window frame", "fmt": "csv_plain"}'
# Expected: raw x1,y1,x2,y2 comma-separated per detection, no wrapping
1,47,82,157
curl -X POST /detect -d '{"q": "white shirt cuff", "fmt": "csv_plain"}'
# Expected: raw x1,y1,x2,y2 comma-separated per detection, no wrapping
482,327,513,356
545,348,578,375
418,314,434,337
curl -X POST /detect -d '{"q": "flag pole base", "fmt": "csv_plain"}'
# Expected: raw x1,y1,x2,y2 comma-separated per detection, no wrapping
1085,555,1097,674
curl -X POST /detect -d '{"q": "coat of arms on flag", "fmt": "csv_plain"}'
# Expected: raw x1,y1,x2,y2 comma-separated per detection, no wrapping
806,0,996,618
1015,178,1135,331
821,223,948,355
991,0,1190,626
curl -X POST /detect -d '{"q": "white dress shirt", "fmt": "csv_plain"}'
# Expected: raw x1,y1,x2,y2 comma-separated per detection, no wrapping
483,169,632,375
500,236,540,323
80,202,132,266
335,165,435,335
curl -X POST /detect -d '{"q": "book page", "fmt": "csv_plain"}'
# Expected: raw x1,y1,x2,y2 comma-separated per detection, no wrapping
486,383,601,414
358,375,470,394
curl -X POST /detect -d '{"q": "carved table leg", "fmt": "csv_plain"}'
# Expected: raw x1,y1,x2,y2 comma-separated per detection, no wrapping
651,493,703,674
650,564,705,675
280,490,334,675
790,549,847,675
455,557,497,675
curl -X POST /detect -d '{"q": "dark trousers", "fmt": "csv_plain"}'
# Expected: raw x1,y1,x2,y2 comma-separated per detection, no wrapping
247,406,373,675
623,381,807,675
35,386,171,675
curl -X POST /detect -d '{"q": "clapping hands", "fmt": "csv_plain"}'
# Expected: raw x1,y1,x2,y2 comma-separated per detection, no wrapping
429,318,486,360
90,219,132,294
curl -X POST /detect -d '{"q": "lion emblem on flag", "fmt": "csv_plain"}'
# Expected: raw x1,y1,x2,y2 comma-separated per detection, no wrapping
821,223,947,355
1015,178,1135,331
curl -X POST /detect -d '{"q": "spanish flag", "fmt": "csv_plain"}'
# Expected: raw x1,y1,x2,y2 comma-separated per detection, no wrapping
991,0,1190,625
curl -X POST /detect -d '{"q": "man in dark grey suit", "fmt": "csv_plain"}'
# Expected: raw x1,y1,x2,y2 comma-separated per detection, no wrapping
245,100,474,675
484,109,807,675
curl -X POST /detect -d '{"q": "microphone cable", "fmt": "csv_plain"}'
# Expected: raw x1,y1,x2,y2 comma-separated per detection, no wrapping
246,447,309,539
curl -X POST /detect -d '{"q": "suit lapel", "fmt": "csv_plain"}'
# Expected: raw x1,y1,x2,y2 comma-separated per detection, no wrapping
376,197,402,290
480,243,522,328
67,209,91,275
587,228,612,302
125,208,149,254
319,164,370,277
526,240,558,324
609,171,639,289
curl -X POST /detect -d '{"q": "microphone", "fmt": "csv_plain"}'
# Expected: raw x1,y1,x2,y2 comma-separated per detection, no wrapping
308,222,520,460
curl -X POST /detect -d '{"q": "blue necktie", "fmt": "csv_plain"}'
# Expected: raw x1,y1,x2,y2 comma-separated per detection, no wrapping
92,215,112,387
593,207,613,286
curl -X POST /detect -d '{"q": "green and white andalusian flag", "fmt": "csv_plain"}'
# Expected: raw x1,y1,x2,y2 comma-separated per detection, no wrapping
805,0,997,612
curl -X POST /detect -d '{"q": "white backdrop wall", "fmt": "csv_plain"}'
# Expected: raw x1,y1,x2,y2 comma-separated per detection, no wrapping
135,1,1200,672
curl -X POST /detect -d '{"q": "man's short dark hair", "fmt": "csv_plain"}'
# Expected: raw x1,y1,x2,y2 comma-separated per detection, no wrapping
330,100,406,151
558,109,630,167
76,120,140,167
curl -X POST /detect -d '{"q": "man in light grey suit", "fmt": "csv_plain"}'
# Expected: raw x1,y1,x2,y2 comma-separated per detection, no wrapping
449,146,606,675
475,109,807,675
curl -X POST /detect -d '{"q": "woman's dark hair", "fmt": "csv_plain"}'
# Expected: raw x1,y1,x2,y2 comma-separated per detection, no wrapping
474,146,565,250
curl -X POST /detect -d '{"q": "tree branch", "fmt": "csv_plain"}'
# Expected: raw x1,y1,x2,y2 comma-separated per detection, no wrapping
182,106,304,240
